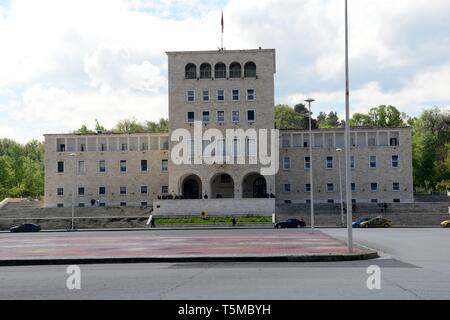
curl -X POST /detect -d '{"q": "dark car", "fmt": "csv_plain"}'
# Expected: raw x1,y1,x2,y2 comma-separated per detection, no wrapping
275,219,306,229
10,223,41,233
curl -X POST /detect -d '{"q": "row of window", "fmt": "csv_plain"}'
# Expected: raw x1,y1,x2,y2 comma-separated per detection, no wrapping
57,201,151,208
281,155,400,170
57,160,169,174
282,182,403,194
185,62,256,79
186,88,255,103
283,199,403,205
56,185,169,197
186,110,256,124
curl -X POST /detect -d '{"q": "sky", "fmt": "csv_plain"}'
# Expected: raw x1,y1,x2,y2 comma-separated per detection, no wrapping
0,0,449,143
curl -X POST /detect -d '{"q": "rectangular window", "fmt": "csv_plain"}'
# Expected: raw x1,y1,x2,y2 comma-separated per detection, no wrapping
351,156,355,169
369,156,377,168
232,89,240,101
247,110,255,122
371,199,379,204
120,186,127,195
78,161,85,175
57,203,64,208
247,89,255,101
282,135,291,148
371,183,378,192
283,184,291,193
327,183,335,192
368,138,376,146
202,111,210,123
162,186,169,194
393,182,400,191
120,160,127,173
57,188,64,196
328,199,335,204
120,202,127,207
99,186,106,195
283,157,291,170
351,183,356,192
80,143,86,152
217,89,224,102
161,160,168,172
217,111,225,123
202,89,209,102
141,160,148,172
141,202,148,207
390,138,398,146
100,143,107,151
187,112,195,123
232,110,240,123
305,184,311,193
78,187,85,196
392,155,399,168
141,186,148,195
78,203,85,208
57,161,64,173
304,157,311,170
121,143,128,151
99,202,106,207
99,160,106,173
187,90,195,102
326,156,334,169
393,199,401,203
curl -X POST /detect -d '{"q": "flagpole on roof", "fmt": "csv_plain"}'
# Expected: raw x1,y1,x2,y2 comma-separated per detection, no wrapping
221,10,224,50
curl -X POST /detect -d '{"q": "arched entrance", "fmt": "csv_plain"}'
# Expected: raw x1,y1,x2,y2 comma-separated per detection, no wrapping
210,173,235,199
242,173,268,199
182,175,202,199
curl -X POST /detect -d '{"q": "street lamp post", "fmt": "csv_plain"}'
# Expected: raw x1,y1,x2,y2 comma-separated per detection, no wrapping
345,0,353,252
70,153,76,231
336,148,344,226
305,98,315,233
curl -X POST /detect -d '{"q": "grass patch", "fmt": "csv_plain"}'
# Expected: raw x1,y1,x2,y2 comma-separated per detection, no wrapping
153,217,272,225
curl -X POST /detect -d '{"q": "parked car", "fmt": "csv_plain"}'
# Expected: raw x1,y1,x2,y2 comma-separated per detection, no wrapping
352,217,371,228
275,219,306,229
10,223,41,233
440,220,450,228
360,217,393,228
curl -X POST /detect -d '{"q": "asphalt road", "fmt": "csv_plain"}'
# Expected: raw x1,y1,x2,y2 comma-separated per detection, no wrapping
0,228,449,300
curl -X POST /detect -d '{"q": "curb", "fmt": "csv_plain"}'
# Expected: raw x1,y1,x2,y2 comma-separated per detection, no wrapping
0,251,379,267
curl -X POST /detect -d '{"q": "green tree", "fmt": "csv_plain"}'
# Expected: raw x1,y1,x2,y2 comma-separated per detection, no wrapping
275,105,318,130
146,118,169,133
113,118,146,134
318,111,341,128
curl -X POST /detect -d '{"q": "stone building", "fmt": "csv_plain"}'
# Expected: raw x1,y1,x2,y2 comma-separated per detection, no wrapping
43,48,414,215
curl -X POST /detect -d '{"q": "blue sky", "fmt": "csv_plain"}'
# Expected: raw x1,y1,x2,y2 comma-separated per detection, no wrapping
0,0,449,143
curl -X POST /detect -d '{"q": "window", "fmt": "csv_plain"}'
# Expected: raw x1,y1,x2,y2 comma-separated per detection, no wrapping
304,157,311,170
186,90,195,102
99,186,106,195
390,138,398,146
232,89,240,101
282,134,291,148
57,161,64,173
369,156,377,168
217,89,225,102
217,111,225,123
187,112,195,123
244,61,256,78
120,186,127,195
393,199,401,203
371,199,379,204
77,161,85,174
371,183,378,192
230,62,242,78
305,184,311,193
285,200,292,204
202,89,209,102
283,157,291,170
327,183,335,192
220,174,232,184
393,182,400,192
121,143,128,151
99,202,106,207
100,143,107,151
59,144,66,152
80,143,86,152
78,187,85,196
328,199,335,204
141,186,148,195
200,63,212,79
351,156,355,169
141,160,148,172
351,183,356,192
120,160,127,173
185,63,197,79
161,160,168,172
368,138,376,146
161,186,169,194
78,203,85,208
202,111,210,123
306,199,311,204
99,160,106,173
247,110,255,122
215,62,226,79
392,155,399,168
57,188,64,196
326,156,334,169
232,111,240,123
283,184,291,193
57,203,64,208
120,202,127,207
247,89,255,101
141,202,148,207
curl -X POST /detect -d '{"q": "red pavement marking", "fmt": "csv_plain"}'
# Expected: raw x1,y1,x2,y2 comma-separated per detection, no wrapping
0,231,368,259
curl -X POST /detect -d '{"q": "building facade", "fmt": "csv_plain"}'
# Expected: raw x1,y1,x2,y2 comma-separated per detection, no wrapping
44,49,414,213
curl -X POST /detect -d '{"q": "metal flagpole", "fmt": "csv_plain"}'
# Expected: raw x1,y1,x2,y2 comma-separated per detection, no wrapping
221,11,224,49
344,0,353,253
